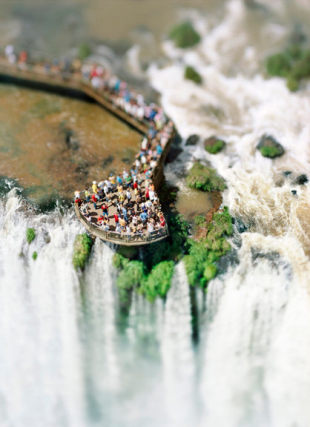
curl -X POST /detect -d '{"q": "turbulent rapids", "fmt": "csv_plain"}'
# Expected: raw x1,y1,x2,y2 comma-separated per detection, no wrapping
1,0,310,426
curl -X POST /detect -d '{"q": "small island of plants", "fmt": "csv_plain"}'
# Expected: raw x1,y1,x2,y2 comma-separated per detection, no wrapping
169,21,201,48
204,136,226,154
266,43,310,91
186,162,226,192
185,66,203,84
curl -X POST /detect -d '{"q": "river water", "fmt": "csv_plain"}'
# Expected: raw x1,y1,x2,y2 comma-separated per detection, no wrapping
1,1,310,426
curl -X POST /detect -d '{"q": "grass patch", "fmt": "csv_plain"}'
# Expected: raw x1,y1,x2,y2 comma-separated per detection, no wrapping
186,162,226,192
184,66,202,84
169,21,201,48
32,251,38,261
26,228,36,244
72,233,93,271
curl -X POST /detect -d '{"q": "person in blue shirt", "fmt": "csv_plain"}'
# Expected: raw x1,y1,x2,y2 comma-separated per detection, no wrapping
140,212,148,223
156,144,163,155
116,176,123,185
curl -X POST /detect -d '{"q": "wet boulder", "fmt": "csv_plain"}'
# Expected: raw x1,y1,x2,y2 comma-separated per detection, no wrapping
257,135,285,158
204,136,226,154
294,174,308,185
185,134,200,146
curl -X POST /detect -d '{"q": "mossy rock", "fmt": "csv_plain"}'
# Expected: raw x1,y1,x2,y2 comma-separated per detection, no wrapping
26,228,36,244
257,135,285,158
186,162,226,192
72,233,94,271
184,66,202,84
185,134,200,146
32,251,38,261
266,45,310,91
169,21,201,48
204,136,226,154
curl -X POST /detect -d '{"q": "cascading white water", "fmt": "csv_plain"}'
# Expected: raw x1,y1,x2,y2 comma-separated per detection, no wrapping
161,261,196,427
0,190,86,427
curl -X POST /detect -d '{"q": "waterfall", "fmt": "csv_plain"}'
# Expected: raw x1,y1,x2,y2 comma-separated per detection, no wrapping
161,261,196,427
0,190,86,427
200,238,310,427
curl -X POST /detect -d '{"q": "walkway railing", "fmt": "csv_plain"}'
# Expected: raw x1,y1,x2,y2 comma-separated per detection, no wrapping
0,53,173,246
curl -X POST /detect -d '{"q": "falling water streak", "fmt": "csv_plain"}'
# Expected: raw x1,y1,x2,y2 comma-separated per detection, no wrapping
83,240,119,392
0,190,86,427
161,261,196,427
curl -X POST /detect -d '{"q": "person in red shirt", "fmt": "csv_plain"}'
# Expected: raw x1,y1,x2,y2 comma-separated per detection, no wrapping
133,181,138,190
92,193,99,210
114,214,119,224
145,188,149,200
98,215,104,224
101,203,108,217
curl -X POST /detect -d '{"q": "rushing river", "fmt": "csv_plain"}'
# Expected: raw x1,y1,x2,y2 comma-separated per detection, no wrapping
1,1,310,426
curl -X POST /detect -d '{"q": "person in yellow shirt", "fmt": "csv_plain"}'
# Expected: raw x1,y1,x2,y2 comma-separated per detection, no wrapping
92,181,98,194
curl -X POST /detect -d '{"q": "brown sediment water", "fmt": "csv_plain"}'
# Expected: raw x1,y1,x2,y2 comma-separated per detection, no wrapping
0,84,141,203
176,184,216,222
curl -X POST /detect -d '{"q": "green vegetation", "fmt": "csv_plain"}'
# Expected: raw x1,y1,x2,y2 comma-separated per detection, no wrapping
113,214,189,302
114,206,233,300
186,162,226,192
78,43,92,60
184,207,233,288
169,21,201,48
257,135,285,159
72,233,93,271
32,251,38,261
204,137,226,154
184,66,202,84
266,44,310,91
26,228,36,244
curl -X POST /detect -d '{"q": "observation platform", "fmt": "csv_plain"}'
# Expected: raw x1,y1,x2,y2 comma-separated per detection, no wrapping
0,53,175,246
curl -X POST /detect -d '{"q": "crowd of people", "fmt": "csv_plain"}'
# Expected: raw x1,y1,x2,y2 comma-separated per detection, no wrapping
1,45,175,239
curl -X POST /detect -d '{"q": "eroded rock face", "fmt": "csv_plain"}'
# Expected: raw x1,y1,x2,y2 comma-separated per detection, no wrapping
204,136,226,154
257,135,285,158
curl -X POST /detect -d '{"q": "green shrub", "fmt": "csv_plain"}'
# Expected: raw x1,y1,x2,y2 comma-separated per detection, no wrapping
169,21,201,48
140,261,175,301
116,261,146,291
204,137,226,154
186,162,226,192
194,215,207,226
203,262,217,281
26,228,36,244
72,233,93,271
32,251,38,261
184,208,233,287
184,66,202,84
113,253,129,270
78,43,92,60
286,76,299,91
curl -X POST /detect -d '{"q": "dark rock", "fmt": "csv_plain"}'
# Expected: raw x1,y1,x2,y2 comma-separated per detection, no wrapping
251,248,292,277
294,174,308,185
283,170,292,177
257,135,285,158
291,189,297,195
185,134,200,146
204,136,226,154
234,217,248,233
